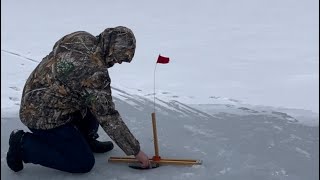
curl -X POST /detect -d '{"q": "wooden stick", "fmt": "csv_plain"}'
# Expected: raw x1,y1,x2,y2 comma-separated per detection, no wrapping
151,112,160,157
109,157,202,165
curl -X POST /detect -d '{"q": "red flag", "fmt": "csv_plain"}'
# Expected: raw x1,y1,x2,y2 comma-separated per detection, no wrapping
157,55,170,64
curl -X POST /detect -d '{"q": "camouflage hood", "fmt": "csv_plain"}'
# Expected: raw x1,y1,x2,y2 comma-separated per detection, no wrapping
96,26,136,68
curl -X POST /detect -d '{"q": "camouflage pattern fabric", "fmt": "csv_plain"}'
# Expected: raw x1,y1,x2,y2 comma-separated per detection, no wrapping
19,26,140,155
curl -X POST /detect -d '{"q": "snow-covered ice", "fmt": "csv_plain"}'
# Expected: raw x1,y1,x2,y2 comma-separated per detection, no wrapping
2,0,318,179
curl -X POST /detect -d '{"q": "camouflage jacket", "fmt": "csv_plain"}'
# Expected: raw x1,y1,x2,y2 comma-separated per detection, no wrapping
19,27,140,155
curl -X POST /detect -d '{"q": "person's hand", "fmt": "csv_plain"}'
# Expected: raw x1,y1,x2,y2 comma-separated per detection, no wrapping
135,150,150,168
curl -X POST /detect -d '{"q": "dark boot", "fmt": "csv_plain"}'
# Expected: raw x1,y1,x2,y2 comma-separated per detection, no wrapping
88,139,114,153
7,130,25,172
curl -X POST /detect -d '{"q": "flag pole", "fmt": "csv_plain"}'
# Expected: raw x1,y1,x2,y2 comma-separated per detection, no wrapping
152,59,160,159
153,62,158,113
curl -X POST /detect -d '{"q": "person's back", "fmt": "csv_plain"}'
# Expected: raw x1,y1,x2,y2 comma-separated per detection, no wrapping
7,26,150,173
20,31,100,129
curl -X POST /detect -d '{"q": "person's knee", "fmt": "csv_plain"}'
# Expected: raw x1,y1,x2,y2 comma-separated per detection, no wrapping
70,154,95,173
78,155,95,173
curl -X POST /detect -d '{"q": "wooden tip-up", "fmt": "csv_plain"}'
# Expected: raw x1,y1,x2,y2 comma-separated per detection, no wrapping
108,112,202,167
108,156,202,166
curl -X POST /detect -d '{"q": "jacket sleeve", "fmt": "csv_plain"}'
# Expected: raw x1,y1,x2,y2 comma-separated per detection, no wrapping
81,68,140,156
